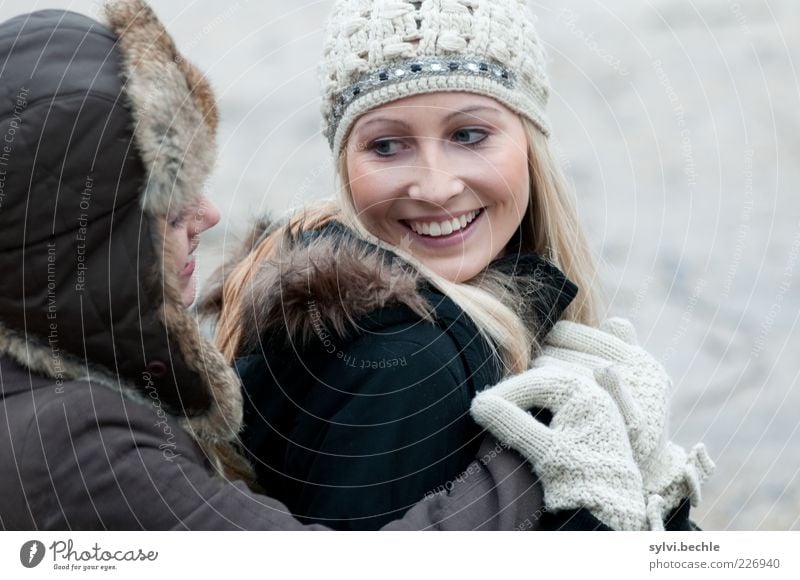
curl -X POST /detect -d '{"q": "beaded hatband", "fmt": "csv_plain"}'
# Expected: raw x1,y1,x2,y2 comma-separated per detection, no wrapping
325,55,550,155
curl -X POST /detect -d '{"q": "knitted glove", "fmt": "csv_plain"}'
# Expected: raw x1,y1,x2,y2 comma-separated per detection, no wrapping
536,318,715,529
470,365,648,531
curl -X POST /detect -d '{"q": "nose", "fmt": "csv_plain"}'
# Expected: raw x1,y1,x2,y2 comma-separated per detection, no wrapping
193,196,221,234
407,145,466,206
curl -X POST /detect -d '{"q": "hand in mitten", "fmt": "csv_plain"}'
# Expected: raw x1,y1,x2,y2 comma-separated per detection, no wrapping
470,365,647,531
537,318,715,529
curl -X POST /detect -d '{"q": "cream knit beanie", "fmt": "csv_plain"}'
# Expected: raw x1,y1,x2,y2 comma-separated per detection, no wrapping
320,0,551,158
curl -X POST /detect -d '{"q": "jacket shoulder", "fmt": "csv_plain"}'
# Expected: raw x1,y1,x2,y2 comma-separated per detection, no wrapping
271,321,487,529
343,296,502,394
239,298,502,424
313,317,472,399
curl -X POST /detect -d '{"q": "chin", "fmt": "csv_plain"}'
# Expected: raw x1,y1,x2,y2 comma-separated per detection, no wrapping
428,260,483,283
181,282,197,307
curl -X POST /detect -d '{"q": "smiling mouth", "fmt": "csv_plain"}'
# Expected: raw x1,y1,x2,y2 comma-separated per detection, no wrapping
403,208,484,237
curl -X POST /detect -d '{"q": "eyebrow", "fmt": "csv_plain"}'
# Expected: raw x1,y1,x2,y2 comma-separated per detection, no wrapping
356,116,412,131
356,105,503,131
442,105,503,123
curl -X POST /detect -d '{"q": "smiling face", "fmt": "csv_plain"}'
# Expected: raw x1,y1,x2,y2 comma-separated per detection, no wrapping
165,196,221,306
344,92,531,282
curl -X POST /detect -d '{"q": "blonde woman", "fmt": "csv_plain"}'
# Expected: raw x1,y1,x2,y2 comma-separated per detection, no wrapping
210,0,712,531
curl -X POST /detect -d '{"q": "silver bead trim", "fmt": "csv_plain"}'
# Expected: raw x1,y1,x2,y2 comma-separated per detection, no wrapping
328,56,517,147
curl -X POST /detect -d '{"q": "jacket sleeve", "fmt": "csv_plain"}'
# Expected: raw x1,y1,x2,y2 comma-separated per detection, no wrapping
383,436,546,531
283,325,491,530
18,378,543,530
23,381,318,530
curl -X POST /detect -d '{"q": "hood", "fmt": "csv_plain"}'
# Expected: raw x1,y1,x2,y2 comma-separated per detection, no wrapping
202,218,578,358
0,1,242,454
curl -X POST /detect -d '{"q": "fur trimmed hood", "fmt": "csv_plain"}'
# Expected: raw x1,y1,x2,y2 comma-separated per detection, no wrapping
202,217,578,359
0,1,242,469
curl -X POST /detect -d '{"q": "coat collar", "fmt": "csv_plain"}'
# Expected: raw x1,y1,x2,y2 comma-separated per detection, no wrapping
487,252,579,340
227,219,578,356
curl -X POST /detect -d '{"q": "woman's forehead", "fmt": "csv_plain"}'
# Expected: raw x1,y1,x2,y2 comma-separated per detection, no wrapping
353,92,514,126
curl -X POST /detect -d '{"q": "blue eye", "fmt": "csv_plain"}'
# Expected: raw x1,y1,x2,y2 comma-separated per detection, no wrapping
452,128,488,145
371,138,404,157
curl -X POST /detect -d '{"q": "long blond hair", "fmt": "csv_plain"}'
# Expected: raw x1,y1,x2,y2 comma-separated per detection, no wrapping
215,118,603,375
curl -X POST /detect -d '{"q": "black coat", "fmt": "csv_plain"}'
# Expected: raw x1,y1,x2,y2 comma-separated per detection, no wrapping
235,221,578,530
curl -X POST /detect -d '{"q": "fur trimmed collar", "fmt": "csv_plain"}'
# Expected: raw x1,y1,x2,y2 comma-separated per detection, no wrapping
204,219,578,358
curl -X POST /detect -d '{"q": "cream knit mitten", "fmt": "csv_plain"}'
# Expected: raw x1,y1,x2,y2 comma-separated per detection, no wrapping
537,318,715,530
471,365,648,530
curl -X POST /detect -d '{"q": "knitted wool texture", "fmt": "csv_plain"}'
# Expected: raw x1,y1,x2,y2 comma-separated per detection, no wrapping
471,366,649,531
537,318,716,525
320,0,551,157
540,319,672,472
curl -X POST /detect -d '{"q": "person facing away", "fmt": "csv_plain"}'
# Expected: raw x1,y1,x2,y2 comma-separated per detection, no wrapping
207,0,710,531
0,0,547,531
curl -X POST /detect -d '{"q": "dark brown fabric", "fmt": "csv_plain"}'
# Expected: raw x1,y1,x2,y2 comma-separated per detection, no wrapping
0,356,544,530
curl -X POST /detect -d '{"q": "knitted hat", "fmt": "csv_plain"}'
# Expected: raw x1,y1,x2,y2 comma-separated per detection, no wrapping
320,0,551,158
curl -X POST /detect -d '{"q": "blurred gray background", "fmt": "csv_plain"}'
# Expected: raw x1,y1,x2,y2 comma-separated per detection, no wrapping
2,0,798,530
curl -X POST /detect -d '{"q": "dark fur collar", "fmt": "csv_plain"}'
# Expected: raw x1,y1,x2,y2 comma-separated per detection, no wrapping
236,221,433,355
206,219,578,357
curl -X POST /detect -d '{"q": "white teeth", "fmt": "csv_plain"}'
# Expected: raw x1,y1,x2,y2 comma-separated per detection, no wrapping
408,209,481,237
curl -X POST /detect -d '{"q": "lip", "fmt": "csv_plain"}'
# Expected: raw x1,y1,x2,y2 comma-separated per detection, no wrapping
401,207,485,249
181,256,196,278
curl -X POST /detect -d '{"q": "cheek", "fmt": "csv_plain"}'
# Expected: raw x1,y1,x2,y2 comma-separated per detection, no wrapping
502,146,530,212
482,150,529,211
347,159,400,225
509,157,531,214
504,140,529,186
474,146,529,254
347,164,376,214
164,226,190,270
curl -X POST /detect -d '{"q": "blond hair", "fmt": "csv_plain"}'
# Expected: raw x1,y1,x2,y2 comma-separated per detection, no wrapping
216,118,603,375
519,121,604,325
